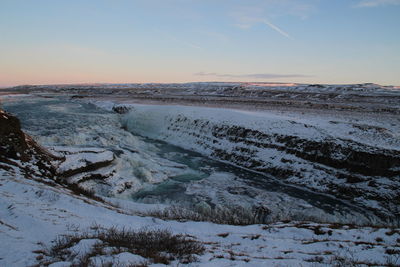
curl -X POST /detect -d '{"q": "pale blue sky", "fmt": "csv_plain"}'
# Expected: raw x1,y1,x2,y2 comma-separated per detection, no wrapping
0,0,399,86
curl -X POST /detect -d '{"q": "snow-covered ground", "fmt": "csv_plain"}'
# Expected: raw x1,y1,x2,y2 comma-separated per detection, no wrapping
1,166,399,266
1,83,400,266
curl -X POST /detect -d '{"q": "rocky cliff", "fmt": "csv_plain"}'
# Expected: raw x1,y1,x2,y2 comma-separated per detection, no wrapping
0,109,57,179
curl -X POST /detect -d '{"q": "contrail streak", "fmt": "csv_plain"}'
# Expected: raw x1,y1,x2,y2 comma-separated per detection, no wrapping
263,19,292,39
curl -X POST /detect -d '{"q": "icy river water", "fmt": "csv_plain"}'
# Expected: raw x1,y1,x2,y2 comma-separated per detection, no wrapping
3,97,382,224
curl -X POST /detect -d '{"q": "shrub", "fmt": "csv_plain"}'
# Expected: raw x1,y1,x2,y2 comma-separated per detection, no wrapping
145,205,263,225
39,227,204,266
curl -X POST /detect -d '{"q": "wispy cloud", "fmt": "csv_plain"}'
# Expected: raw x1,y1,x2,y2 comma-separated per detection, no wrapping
262,19,292,39
194,72,310,79
230,0,317,30
232,12,292,39
229,0,318,39
356,0,400,7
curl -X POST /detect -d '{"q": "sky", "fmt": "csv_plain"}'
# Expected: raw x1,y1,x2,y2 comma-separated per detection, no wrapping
0,0,399,87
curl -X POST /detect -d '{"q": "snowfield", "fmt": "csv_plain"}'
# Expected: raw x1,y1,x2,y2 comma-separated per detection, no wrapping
1,167,399,266
1,82,400,266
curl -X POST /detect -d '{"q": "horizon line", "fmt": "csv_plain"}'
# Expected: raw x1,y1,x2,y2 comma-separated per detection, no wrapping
1,81,399,88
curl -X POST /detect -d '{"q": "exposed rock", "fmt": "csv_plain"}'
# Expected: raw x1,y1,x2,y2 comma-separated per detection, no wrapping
0,109,58,178
112,105,131,114
57,151,115,178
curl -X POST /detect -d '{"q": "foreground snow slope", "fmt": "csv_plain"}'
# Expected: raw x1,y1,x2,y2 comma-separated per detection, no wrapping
1,163,400,266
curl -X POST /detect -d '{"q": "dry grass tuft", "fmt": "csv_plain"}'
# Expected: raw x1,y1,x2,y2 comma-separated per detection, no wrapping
39,227,205,266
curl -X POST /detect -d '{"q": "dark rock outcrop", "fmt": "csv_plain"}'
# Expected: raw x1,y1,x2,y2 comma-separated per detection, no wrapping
112,105,131,114
0,109,58,178
58,154,115,178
